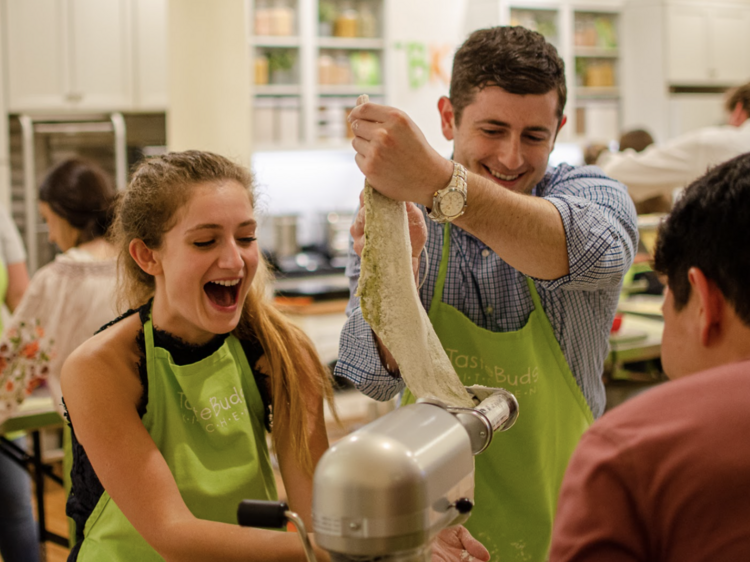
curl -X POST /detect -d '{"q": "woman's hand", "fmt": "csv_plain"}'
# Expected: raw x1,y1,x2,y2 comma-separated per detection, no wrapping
431,526,490,562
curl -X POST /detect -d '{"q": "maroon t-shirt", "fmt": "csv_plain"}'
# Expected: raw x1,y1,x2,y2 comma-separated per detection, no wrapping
550,359,750,562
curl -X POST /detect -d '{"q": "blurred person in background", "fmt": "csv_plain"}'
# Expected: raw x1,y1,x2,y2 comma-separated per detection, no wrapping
617,128,654,153
0,158,119,560
0,205,35,562
616,128,671,214
596,81,750,205
0,205,30,320
550,152,750,562
0,157,119,422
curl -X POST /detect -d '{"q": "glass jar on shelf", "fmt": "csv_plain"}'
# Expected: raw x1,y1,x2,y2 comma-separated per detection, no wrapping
318,53,335,85
254,0,272,35
254,52,270,85
335,51,352,85
268,49,297,84
357,0,378,38
277,97,300,144
318,0,337,37
334,1,358,38
350,50,381,86
253,97,277,144
271,0,295,36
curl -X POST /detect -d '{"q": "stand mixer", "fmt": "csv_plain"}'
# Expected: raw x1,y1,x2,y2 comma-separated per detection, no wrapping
238,386,518,562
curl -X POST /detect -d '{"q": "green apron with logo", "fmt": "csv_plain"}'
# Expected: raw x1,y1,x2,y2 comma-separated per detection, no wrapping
403,224,593,562
75,312,278,561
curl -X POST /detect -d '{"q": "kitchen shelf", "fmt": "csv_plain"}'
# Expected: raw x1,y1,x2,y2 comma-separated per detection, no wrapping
255,85,303,95
250,0,388,148
318,85,384,95
577,87,620,99
317,37,384,49
574,47,619,58
252,36,302,47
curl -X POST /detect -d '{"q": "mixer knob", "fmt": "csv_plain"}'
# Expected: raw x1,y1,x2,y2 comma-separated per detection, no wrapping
452,498,474,514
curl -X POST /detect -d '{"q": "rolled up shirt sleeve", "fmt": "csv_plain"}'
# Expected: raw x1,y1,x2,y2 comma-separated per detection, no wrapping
535,166,638,292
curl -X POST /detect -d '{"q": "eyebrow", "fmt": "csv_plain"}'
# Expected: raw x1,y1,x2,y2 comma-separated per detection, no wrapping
477,119,553,135
185,219,257,233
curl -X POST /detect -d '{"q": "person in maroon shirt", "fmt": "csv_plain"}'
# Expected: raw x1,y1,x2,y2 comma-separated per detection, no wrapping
549,152,750,562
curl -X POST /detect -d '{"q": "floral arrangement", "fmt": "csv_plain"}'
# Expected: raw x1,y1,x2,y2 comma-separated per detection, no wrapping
0,319,54,421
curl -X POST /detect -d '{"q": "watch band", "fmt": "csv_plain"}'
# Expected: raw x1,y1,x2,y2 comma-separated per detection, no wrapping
427,161,468,224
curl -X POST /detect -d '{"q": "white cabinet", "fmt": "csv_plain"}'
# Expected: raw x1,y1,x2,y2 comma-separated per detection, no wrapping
467,0,625,143
3,0,132,112
2,0,168,113
132,0,168,110
621,0,750,144
249,0,389,149
666,2,750,85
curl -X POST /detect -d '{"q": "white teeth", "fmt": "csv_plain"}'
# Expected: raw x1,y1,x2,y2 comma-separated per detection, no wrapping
489,169,519,181
210,279,240,287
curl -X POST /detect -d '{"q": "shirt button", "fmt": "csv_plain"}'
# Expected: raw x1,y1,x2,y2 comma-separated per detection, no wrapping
486,306,494,315
481,249,490,257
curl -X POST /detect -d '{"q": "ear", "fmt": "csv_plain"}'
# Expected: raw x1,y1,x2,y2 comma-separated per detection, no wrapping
437,96,455,141
552,114,568,144
129,239,163,277
687,267,724,346
729,102,748,127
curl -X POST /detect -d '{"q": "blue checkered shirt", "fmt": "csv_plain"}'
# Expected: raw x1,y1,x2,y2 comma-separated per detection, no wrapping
334,163,638,418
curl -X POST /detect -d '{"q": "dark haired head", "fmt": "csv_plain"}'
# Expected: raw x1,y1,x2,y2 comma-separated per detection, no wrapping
653,153,750,326
38,158,117,245
619,129,654,153
449,26,567,126
724,81,750,115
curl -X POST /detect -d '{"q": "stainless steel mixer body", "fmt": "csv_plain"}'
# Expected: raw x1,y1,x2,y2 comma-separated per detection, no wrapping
313,387,518,561
237,386,518,562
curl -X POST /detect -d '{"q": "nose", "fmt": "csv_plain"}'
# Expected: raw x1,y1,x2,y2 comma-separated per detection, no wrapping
500,135,524,171
218,239,244,271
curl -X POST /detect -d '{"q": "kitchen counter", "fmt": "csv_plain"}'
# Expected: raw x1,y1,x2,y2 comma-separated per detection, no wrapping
605,298,666,410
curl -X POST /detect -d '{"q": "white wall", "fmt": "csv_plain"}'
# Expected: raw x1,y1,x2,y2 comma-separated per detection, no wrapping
384,0,469,155
167,0,252,165
0,6,10,210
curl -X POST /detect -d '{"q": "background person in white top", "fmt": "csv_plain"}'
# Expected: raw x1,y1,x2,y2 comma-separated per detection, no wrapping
0,157,119,423
596,81,750,204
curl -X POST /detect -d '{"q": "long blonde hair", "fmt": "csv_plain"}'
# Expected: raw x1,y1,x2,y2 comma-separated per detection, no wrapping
112,150,334,474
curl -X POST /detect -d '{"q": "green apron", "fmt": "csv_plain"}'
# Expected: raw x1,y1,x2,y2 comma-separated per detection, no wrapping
403,224,593,562
75,313,278,560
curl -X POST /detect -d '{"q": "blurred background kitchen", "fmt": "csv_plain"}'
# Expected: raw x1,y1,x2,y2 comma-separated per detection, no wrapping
2,0,750,434
2,1,750,559
2,0,749,418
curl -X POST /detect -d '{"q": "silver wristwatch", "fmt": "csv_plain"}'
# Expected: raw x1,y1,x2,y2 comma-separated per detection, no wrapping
427,161,467,224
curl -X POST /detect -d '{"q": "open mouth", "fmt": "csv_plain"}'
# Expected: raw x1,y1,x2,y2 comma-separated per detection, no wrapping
204,279,242,308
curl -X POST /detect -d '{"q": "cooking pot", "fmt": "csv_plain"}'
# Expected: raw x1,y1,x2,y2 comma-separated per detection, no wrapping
272,215,299,259
322,211,354,259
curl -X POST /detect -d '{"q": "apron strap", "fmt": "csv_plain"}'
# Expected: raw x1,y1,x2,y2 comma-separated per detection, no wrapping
433,223,452,304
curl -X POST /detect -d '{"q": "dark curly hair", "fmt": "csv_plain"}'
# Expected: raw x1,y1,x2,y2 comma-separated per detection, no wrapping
449,26,567,126
653,153,750,326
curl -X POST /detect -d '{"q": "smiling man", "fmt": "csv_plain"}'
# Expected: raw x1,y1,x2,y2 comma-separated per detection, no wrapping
336,26,638,561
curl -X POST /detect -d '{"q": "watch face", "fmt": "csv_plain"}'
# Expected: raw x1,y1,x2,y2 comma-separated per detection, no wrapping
440,190,466,217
